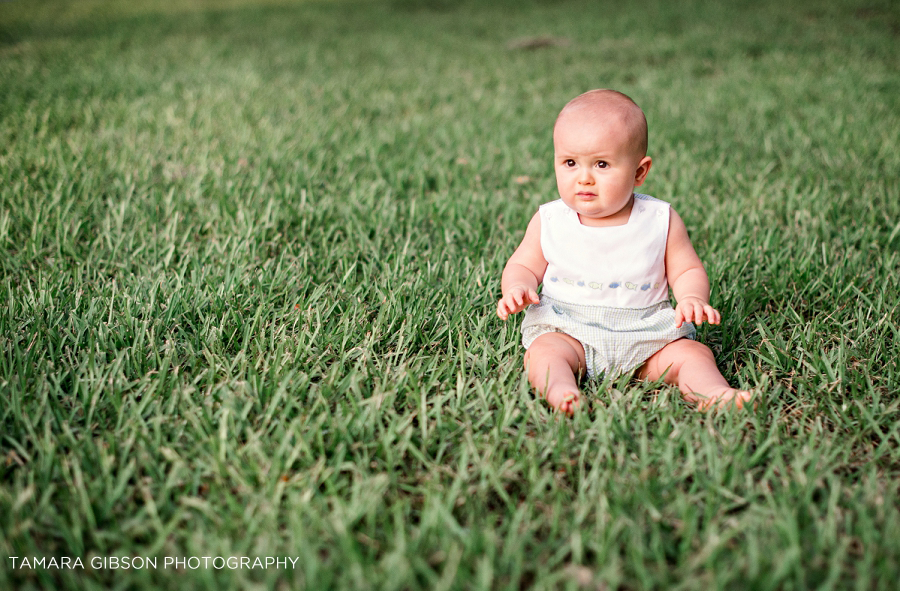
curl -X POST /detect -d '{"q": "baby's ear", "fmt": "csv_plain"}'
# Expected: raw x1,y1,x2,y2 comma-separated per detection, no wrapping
634,156,652,186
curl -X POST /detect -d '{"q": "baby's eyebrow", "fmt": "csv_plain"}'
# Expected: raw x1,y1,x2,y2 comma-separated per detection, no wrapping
557,153,612,159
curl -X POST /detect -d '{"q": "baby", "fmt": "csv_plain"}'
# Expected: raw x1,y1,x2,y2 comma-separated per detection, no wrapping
497,89,752,414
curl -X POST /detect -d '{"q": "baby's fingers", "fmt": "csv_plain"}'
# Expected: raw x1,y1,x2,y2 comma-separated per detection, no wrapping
498,287,540,320
690,302,709,325
497,295,517,319
677,302,704,327
496,293,521,320
691,304,720,326
704,306,721,325
496,299,509,319
510,289,525,309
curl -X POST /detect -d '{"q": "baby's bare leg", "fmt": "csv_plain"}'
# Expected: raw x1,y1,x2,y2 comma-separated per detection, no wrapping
524,332,586,416
637,338,752,410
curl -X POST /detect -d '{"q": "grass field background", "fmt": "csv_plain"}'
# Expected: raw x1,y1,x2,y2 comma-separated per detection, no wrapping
2,0,899,588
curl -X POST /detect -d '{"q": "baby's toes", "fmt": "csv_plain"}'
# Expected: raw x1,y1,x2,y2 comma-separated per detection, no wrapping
725,390,753,410
695,397,717,412
695,389,751,412
547,389,580,416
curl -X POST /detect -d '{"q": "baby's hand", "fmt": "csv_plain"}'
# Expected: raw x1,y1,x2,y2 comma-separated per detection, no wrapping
675,296,721,328
497,285,540,320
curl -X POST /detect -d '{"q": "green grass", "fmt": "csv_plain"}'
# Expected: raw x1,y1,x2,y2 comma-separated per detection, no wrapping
2,0,899,588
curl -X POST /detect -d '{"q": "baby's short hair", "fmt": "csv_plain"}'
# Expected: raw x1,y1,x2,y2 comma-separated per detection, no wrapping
555,89,648,158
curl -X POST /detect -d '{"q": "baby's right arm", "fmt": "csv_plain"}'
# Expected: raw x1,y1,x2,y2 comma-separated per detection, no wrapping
497,212,548,320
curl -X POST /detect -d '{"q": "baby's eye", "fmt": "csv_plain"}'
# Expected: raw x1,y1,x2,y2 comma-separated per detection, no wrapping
564,159,576,167
595,161,609,169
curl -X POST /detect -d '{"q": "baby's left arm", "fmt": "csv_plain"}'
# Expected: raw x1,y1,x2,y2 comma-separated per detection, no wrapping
665,209,721,328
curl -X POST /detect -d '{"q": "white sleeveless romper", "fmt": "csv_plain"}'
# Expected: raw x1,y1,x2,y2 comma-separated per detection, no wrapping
521,194,695,379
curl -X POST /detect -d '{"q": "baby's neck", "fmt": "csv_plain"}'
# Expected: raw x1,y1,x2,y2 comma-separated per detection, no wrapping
576,194,634,227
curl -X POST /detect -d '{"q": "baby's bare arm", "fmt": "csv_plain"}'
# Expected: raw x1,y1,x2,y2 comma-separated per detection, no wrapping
497,213,548,320
665,209,721,328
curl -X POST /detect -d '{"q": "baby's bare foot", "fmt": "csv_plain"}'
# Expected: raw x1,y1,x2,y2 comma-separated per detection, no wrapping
691,388,753,411
545,386,581,416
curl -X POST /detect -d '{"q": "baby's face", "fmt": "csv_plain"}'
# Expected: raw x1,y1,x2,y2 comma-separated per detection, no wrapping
553,112,650,226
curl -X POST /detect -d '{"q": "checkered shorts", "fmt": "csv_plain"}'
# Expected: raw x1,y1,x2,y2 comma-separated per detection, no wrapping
521,294,696,379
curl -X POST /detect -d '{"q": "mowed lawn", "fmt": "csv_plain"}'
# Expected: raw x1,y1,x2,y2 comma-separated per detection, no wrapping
1,0,899,588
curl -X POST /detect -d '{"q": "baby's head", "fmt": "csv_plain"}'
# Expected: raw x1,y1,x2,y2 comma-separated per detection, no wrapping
553,89,648,160
551,90,652,225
